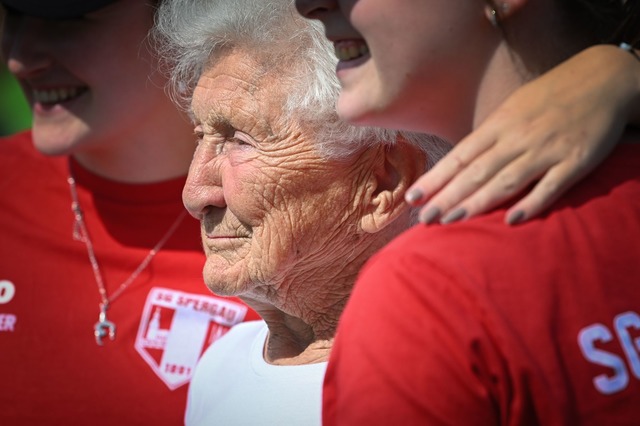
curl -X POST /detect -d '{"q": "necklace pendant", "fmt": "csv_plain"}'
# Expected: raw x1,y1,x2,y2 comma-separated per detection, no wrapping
69,173,186,346
94,306,116,346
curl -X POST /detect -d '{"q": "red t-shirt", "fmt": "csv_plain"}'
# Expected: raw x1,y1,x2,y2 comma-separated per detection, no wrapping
0,132,260,425
324,143,640,425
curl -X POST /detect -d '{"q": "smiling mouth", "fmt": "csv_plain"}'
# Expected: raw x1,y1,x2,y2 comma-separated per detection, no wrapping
334,40,370,61
32,87,88,105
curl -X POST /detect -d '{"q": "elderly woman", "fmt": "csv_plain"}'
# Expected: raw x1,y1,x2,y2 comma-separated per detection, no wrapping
154,0,447,424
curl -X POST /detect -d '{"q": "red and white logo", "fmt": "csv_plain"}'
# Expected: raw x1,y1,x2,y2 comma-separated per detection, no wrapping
135,287,248,390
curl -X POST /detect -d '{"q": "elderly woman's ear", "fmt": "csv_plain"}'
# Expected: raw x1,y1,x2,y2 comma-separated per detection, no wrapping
360,141,427,234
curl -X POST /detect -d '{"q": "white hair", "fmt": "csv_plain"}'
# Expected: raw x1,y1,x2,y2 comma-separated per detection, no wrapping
153,0,451,166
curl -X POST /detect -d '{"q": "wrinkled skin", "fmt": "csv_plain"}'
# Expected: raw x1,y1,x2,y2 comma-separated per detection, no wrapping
182,50,422,362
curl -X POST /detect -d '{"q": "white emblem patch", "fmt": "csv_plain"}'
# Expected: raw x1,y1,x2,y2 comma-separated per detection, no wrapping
135,287,248,390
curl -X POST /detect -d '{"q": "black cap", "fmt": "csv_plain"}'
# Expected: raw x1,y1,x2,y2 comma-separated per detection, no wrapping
1,0,117,19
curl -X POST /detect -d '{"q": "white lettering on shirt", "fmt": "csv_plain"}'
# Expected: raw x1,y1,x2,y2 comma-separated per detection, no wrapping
614,312,640,379
578,310,640,395
0,280,15,304
0,314,16,332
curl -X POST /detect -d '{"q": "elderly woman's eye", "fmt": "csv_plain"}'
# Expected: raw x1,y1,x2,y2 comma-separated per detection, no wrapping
193,126,204,145
228,131,254,147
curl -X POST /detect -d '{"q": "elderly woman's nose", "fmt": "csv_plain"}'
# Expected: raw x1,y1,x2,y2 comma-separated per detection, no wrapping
3,17,54,80
182,154,226,220
295,0,337,19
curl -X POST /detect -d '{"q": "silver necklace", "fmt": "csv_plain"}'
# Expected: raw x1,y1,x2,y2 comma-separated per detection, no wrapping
67,175,187,346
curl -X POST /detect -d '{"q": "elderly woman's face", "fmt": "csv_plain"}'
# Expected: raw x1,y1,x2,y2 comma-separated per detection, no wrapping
183,50,379,300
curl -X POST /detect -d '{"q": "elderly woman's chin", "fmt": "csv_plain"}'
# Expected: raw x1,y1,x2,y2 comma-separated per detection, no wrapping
201,255,252,297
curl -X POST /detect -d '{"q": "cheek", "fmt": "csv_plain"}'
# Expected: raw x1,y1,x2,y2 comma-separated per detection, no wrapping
346,0,385,28
83,28,155,97
221,163,270,225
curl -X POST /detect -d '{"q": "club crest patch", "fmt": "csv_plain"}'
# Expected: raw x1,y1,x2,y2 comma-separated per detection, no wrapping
135,287,248,390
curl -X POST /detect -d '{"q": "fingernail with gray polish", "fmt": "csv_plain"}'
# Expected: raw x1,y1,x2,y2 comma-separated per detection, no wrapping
506,210,525,225
419,206,441,224
405,189,423,204
440,208,467,225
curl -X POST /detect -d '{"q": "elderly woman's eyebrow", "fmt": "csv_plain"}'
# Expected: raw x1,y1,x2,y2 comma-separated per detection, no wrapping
200,111,233,132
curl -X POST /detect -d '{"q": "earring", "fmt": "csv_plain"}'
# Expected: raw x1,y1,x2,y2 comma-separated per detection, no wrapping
487,2,509,28
488,8,499,27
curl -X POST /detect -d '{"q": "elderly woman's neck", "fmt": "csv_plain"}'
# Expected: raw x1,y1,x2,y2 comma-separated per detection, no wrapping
240,261,362,365
240,227,399,365
260,308,335,366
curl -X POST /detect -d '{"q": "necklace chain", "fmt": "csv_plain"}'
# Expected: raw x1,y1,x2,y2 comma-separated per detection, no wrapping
67,174,187,345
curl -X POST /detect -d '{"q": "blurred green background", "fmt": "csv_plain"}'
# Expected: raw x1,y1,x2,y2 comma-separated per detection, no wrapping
0,62,31,137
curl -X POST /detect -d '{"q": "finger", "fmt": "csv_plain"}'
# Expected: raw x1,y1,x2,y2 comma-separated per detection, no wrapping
439,153,557,223
405,126,499,205
435,123,611,223
418,142,529,223
503,128,620,225
427,155,515,214
504,161,590,225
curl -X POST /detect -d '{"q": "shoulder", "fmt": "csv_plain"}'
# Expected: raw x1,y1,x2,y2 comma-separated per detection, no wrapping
361,212,529,288
0,130,33,152
0,130,66,180
0,131,37,164
349,218,502,327
343,142,640,354
364,141,640,291
0,131,69,207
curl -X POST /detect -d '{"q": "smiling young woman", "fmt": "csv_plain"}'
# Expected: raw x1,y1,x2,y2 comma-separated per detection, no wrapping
297,0,640,424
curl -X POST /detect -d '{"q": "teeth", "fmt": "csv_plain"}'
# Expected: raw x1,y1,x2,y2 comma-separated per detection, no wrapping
32,87,82,104
334,41,369,61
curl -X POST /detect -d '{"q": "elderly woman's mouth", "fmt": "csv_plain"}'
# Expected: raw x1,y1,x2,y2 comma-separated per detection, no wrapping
204,229,252,242
334,40,369,61
203,234,250,252
205,231,251,240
